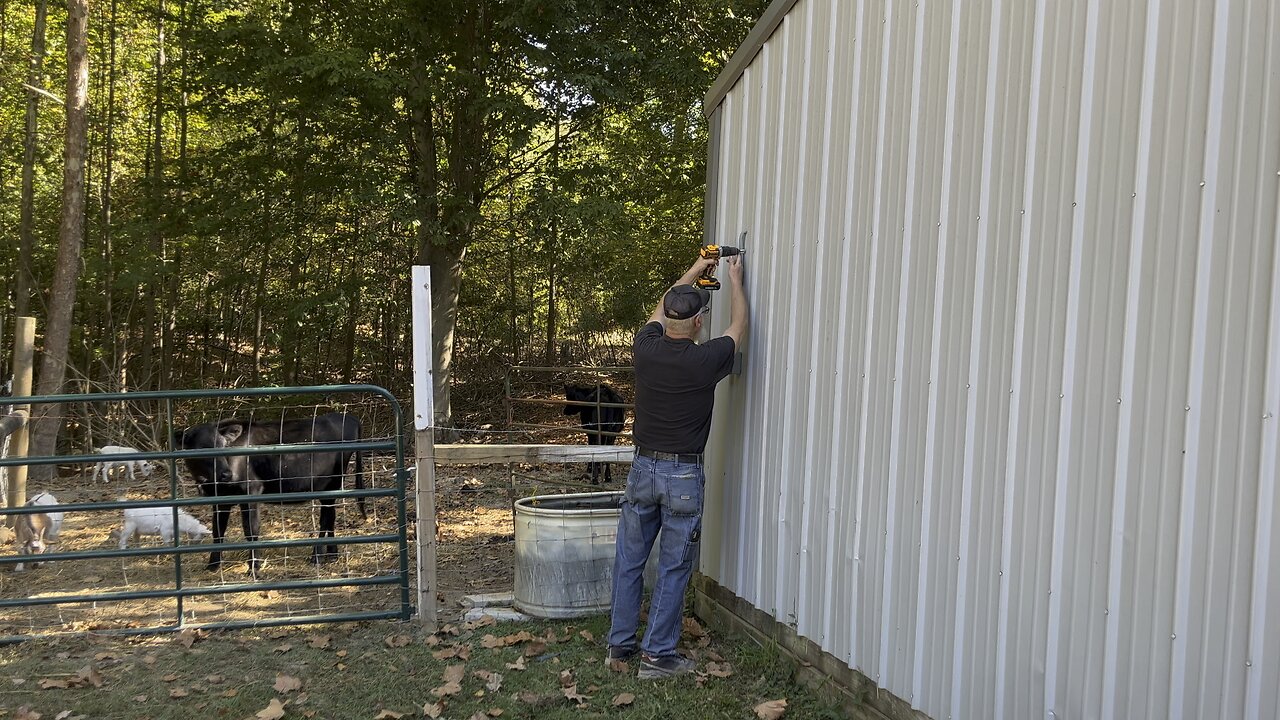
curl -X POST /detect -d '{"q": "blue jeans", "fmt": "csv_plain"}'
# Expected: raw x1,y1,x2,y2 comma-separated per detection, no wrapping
608,453,705,658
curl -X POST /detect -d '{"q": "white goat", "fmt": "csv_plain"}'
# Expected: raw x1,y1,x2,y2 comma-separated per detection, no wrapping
14,492,63,572
118,505,210,548
92,445,155,483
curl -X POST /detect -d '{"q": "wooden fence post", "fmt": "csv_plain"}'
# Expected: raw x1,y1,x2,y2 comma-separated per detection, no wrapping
4,317,35,521
411,266,438,629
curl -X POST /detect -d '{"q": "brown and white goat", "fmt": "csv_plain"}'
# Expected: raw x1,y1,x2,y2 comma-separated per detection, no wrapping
14,492,63,571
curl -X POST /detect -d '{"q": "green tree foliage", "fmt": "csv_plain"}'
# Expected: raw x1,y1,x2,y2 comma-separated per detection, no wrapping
1,0,767,430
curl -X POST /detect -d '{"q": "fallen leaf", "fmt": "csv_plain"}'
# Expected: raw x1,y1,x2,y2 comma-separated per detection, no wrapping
170,688,189,698
12,677,27,685
683,617,707,637
273,674,303,693
754,699,788,720
373,711,404,719
558,670,575,688
706,650,725,663
176,628,202,649
274,643,293,654
467,714,489,720
522,641,546,658
607,659,630,674
561,684,591,705
39,678,71,689
268,629,290,639
480,634,503,649
143,654,158,665
443,664,466,685
336,649,350,658
336,662,348,671
385,634,411,648
163,674,180,682
578,630,594,643
456,645,472,661
425,635,441,647
485,672,502,692
132,694,148,702
14,706,42,720
54,711,74,720
221,688,239,698
75,666,103,688
612,692,636,707
206,674,225,684
707,662,734,678
431,646,459,660
517,690,543,705
94,651,120,661
303,712,317,719
256,698,289,719
440,624,459,636
422,701,443,718
504,656,526,671
486,709,503,717
308,635,331,649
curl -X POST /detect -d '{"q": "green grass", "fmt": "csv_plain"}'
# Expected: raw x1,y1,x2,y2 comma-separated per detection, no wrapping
0,615,852,720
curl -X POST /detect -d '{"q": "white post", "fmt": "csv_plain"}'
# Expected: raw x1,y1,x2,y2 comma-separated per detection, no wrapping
411,266,438,628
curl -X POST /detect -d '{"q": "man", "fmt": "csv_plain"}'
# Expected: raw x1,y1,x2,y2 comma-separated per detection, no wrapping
607,251,748,679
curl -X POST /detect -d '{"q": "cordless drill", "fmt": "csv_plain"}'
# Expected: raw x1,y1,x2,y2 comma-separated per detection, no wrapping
696,244,745,291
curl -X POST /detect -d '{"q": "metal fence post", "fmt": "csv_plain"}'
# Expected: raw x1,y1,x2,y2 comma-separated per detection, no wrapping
411,266,438,629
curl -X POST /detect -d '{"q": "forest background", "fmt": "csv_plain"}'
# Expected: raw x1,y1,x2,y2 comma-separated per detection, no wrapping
0,0,769,452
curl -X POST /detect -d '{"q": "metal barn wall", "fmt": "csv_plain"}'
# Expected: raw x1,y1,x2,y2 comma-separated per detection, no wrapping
698,0,1280,718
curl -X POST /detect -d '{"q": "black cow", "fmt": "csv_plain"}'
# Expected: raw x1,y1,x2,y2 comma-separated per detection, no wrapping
563,384,626,484
172,412,366,575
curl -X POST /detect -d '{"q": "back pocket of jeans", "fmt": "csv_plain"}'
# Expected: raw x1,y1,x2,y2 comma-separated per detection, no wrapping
668,473,703,516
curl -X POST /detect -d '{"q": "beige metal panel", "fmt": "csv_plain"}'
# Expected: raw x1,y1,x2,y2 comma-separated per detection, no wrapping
793,0,856,650
773,0,824,633
820,0,879,669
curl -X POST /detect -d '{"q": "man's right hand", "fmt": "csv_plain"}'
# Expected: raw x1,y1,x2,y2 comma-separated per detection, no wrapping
726,254,744,286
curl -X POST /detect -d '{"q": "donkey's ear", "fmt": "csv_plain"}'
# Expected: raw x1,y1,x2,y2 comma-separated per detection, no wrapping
218,423,244,443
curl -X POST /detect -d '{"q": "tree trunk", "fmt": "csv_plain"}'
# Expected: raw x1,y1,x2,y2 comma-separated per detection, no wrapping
102,0,118,386
29,0,90,478
143,0,166,389
544,110,560,365
15,0,49,319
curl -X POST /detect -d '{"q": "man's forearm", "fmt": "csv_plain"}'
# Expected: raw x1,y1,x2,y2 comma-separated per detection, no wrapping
730,280,748,331
677,265,706,286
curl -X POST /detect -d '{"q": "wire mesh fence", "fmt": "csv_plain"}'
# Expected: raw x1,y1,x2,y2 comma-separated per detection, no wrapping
425,365,638,609
0,386,410,638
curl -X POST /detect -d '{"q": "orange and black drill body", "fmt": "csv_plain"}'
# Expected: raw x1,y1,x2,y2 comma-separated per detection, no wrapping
696,244,744,291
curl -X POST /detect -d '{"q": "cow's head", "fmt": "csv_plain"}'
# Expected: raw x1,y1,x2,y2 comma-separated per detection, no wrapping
172,421,248,487
564,385,596,415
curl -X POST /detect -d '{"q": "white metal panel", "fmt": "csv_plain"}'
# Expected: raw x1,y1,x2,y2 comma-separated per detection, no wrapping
700,0,1278,717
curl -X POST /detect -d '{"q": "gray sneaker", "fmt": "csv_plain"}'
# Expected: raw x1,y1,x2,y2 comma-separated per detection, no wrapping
637,653,697,679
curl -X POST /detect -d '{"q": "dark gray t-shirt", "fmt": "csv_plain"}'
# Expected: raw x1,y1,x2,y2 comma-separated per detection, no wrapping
632,322,736,454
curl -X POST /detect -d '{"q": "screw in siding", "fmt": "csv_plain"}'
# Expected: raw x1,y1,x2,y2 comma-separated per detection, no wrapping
1200,180,1206,187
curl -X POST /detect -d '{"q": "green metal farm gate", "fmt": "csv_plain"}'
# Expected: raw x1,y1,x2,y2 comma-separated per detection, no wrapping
0,385,411,639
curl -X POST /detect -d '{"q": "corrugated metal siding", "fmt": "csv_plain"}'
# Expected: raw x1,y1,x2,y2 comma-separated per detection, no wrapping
700,0,1280,718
